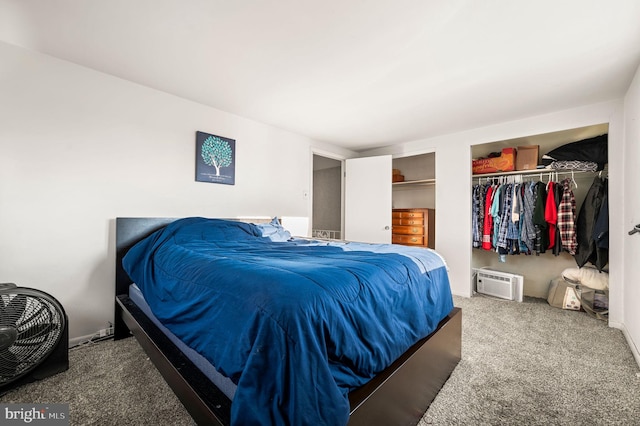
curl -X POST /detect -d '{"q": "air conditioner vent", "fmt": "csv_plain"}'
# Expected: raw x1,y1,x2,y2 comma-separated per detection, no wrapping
483,273,510,282
475,269,523,302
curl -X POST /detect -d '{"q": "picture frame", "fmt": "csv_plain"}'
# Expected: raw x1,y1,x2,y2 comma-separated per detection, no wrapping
195,131,236,185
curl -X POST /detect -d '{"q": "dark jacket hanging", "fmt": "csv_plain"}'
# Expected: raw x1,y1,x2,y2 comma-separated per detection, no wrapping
592,180,609,270
574,176,608,270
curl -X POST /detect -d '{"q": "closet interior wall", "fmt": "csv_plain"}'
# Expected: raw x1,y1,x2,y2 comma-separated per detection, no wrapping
392,152,435,209
471,123,609,298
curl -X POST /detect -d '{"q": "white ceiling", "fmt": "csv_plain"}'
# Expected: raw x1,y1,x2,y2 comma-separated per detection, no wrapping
2,0,640,151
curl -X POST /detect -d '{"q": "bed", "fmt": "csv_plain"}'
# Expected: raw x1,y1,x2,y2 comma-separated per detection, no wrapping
114,217,461,425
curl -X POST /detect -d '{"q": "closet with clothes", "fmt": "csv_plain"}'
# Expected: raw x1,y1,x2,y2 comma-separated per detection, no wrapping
471,124,609,299
472,171,608,264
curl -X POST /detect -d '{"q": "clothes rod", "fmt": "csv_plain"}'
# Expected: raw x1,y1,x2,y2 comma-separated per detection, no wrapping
472,168,607,182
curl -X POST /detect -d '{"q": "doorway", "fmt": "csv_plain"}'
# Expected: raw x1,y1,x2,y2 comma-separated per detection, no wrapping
312,154,343,240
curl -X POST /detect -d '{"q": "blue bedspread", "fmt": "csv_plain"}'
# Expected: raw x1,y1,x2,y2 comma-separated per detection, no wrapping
123,218,453,425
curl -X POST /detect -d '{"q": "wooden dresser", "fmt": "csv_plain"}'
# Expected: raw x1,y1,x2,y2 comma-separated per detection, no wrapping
392,208,435,249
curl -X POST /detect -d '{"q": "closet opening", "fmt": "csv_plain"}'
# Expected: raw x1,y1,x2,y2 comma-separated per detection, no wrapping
470,123,609,299
312,154,343,240
392,151,437,249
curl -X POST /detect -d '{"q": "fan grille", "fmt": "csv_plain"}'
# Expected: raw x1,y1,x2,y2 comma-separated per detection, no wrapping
0,289,65,385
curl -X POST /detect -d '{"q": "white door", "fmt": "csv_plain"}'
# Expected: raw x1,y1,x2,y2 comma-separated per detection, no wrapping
344,155,392,243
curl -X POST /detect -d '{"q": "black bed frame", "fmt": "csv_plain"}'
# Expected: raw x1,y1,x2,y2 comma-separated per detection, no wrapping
114,217,461,425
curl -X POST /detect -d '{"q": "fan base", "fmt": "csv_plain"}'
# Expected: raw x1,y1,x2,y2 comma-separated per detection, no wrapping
0,315,69,394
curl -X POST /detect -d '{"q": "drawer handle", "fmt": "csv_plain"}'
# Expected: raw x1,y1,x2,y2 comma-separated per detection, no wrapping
411,238,418,242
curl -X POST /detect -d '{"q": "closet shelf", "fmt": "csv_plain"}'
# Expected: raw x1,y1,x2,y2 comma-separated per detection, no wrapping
393,178,436,187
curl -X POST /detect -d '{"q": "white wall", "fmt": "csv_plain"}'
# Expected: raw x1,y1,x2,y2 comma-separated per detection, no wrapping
0,41,354,342
623,64,640,364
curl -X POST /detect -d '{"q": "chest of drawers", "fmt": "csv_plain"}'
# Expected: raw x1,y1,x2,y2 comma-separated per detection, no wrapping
392,208,435,248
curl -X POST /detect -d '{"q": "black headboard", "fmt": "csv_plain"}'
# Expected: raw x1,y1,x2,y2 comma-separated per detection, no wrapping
115,217,177,296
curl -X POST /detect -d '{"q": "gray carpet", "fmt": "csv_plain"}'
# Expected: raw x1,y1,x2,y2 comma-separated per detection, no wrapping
422,296,640,425
2,295,639,425
1,335,193,425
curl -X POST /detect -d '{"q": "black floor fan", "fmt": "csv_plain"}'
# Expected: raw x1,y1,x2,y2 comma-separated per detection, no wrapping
0,283,69,394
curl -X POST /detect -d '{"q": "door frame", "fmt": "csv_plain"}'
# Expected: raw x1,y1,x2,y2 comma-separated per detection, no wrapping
310,148,346,240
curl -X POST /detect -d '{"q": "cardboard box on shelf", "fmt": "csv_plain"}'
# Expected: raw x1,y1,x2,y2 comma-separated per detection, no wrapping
516,145,539,171
472,148,516,174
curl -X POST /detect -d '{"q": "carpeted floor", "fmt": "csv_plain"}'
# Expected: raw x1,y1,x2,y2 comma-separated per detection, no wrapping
2,295,639,425
2,335,193,425
422,296,640,425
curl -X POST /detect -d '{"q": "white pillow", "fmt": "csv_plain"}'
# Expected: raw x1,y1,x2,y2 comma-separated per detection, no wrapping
562,266,609,290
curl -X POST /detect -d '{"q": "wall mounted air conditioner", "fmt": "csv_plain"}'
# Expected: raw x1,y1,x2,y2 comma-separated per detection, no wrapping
474,269,523,302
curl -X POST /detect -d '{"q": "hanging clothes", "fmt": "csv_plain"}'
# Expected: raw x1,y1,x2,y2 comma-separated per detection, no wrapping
593,181,609,249
478,185,485,246
520,182,536,253
574,176,609,270
552,182,563,255
592,180,609,270
496,183,513,251
545,181,558,251
506,184,521,255
491,184,503,249
472,184,482,248
472,171,607,265
533,181,548,255
558,178,578,255
495,183,523,258
482,185,494,250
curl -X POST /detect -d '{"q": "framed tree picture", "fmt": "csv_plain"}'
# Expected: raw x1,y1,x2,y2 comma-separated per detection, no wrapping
195,131,236,185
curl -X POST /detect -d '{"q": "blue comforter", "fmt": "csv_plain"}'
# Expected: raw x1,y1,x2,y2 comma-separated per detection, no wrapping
123,218,453,425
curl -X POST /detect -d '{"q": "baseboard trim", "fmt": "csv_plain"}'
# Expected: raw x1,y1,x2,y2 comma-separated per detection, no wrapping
69,333,98,348
610,321,640,369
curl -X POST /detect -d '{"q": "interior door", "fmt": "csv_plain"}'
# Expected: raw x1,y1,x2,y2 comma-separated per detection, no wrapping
344,155,392,243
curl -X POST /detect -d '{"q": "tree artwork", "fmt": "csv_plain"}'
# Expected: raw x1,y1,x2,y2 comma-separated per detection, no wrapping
201,135,233,176
195,131,235,185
